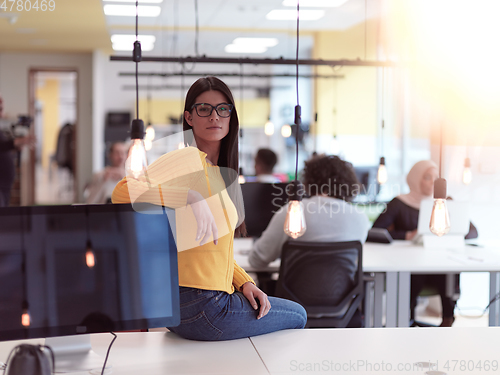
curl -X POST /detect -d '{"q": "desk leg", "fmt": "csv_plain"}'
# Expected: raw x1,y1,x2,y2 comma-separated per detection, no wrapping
364,278,374,328
397,272,410,327
386,272,398,327
489,272,500,326
373,273,385,328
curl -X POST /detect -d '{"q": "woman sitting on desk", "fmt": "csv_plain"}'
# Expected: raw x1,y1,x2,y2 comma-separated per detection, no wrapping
112,77,306,341
372,160,477,327
249,154,370,273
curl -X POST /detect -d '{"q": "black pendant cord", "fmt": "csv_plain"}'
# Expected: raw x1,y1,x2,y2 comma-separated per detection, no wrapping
381,67,384,155
294,0,300,183
20,212,28,319
332,70,337,137
135,0,139,119
194,0,199,57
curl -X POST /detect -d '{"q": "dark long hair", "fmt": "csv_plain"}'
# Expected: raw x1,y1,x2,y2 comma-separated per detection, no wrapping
183,76,246,237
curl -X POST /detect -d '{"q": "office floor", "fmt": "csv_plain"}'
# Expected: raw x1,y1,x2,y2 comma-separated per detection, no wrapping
415,296,489,327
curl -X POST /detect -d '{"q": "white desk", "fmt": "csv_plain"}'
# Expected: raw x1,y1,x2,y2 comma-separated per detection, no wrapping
250,327,500,375
0,332,268,375
2,329,499,375
234,238,500,328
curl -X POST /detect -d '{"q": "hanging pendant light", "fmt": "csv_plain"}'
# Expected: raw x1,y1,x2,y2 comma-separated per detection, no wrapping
377,156,388,184
331,78,340,155
264,118,274,136
85,240,95,268
238,167,246,184
20,216,30,327
284,2,306,239
377,68,387,185
429,124,451,236
429,178,451,236
85,209,96,268
21,300,31,327
126,2,148,180
281,124,292,138
462,157,472,185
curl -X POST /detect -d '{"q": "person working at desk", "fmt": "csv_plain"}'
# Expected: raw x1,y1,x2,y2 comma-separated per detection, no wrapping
248,154,370,289
254,148,280,183
84,141,127,204
372,160,477,327
112,77,306,341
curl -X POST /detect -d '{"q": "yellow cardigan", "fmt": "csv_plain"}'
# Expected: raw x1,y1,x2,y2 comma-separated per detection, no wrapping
112,146,254,294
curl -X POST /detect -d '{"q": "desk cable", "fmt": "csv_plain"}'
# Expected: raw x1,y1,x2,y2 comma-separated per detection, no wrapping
100,332,117,375
455,292,500,319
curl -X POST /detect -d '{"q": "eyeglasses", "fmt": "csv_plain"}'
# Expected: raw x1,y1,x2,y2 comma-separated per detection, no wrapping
191,103,233,118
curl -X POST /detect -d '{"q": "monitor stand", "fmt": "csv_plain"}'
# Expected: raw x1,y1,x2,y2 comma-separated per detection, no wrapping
45,335,112,374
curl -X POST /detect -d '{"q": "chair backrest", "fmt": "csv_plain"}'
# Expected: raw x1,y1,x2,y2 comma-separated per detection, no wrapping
240,182,290,238
275,240,363,318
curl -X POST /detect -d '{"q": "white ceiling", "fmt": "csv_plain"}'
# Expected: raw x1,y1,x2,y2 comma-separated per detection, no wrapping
104,0,381,58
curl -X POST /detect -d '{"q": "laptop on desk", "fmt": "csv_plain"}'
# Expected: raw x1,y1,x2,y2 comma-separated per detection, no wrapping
415,199,470,248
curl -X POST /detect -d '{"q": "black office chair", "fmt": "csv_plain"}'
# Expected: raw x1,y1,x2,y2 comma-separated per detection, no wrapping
275,240,364,328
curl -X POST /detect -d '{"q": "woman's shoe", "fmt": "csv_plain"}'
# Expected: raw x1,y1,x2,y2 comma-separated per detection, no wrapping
439,317,455,327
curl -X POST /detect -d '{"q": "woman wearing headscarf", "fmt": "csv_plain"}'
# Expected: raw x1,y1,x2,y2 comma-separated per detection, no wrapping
372,160,477,327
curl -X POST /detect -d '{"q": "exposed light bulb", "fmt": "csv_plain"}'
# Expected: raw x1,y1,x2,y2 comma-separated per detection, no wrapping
463,157,472,185
377,157,388,184
429,178,451,237
145,125,155,141
86,240,95,268
281,124,292,138
22,310,30,327
284,200,306,239
238,167,246,184
21,301,30,327
126,139,148,179
178,142,185,150
429,199,451,237
264,120,274,136
144,139,152,151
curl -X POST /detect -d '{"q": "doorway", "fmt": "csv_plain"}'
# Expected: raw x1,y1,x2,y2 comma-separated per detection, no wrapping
28,69,78,205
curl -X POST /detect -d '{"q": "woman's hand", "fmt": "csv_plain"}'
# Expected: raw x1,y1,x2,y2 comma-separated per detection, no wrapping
187,190,219,245
405,229,418,241
241,282,271,319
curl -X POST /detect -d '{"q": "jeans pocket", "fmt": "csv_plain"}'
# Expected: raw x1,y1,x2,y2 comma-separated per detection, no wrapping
179,289,215,308
176,311,223,341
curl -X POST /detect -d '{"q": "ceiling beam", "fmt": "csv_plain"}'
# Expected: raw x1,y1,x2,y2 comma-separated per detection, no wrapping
118,72,345,79
110,55,399,68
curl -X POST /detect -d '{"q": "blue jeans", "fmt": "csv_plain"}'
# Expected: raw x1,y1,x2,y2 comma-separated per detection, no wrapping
167,287,307,341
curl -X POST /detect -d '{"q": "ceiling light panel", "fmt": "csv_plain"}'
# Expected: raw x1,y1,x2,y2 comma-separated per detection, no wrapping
232,38,279,47
103,5,161,17
282,0,349,7
266,9,325,21
111,34,156,51
224,44,268,54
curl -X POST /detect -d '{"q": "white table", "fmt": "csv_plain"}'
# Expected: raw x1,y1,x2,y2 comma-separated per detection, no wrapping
250,327,500,375
0,332,268,375
2,329,499,375
234,238,500,328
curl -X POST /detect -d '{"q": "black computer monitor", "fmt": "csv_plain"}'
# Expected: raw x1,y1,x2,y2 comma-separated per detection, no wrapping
353,166,380,202
241,183,290,238
0,203,180,372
